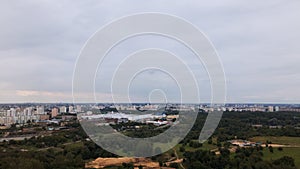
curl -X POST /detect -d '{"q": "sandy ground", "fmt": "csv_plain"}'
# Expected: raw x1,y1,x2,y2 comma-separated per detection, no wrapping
85,157,160,169
261,144,291,147
85,156,184,169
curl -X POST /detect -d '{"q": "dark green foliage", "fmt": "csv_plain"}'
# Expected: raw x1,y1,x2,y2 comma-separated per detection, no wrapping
169,162,179,168
0,111,299,169
273,156,296,169
179,146,185,152
183,146,296,169
269,146,274,153
189,140,203,148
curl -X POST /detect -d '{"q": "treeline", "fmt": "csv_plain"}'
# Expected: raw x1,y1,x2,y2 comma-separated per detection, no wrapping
183,111,300,142
0,140,117,169
0,124,116,169
183,147,296,169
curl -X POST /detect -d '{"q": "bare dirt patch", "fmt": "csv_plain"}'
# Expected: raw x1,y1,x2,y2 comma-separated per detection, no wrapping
85,157,160,169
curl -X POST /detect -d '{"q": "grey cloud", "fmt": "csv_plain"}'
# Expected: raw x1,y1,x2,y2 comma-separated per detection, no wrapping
0,0,299,103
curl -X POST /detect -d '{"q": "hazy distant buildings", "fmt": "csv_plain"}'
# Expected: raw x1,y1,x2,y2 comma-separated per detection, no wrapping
0,107,37,126
278,107,300,112
60,106,67,113
51,108,59,118
68,106,73,113
36,106,45,114
0,105,62,126
268,106,274,112
0,103,300,127
39,114,50,121
76,105,82,112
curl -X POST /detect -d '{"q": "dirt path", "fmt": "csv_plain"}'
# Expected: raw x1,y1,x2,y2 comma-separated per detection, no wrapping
173,148,185,169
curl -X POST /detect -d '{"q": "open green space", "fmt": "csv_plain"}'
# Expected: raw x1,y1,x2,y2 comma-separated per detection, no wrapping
262,147,300,168
250,136,300,146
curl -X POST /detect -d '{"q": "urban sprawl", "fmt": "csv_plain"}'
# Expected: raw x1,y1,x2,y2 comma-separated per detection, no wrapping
0,103,299,128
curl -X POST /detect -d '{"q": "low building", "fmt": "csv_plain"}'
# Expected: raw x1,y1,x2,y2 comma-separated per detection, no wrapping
229,140,258,147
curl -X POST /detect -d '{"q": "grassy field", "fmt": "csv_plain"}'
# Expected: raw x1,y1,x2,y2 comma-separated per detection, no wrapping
249,136,300,146
173,140,218,158
262,147,300,168
177,137,300,168
249,136,300,168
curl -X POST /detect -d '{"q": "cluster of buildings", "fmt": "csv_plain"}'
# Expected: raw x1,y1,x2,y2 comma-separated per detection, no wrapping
80,111,178,126
228,139,261,147
205,105,280,112
203,104,300,113
0,105,82,127
1,103,299,128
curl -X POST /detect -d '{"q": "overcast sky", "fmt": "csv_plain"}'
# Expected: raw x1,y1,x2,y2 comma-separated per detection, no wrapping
0,0,299,103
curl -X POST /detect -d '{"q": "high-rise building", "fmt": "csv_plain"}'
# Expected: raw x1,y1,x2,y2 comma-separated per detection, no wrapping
51,108,59,118
268,106,274,112
37,106,45,114
24,107,32,116
69,106,73,113
76,105,82,112
60,106,67,113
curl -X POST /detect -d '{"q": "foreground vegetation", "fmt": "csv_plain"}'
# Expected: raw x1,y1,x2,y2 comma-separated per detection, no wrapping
0,111,299,169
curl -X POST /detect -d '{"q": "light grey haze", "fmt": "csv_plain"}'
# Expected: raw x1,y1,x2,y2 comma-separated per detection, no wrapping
0,0,299,103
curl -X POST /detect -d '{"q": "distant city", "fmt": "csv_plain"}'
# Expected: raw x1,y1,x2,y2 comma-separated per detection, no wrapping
1,103,300,128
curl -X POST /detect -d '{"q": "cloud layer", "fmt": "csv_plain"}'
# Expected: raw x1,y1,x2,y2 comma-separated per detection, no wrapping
0,0,299,103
